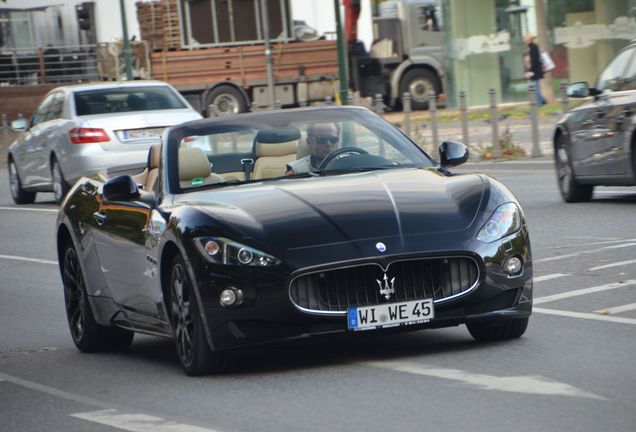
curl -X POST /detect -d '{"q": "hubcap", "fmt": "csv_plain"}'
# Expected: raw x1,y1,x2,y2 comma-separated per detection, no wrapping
9,162,19,198
52,162,62,201
170,263,194,367
556,145,571,194
63,247,85,342
409,78,434,103
212,94,239,115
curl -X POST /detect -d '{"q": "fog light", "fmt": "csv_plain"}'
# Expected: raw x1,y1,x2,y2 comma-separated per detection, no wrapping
219,287,244,307
505,256,523,275
204,240,220,256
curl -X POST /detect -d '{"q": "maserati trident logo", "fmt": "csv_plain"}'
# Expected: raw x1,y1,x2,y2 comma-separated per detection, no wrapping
377,273,395,300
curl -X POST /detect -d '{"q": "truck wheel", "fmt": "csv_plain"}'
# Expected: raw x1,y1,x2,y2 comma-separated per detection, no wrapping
399,68,441,111
205,85,247,116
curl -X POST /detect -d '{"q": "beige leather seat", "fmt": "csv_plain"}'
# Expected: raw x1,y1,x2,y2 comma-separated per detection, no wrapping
132,143,162,192
252,129,300,179
296,132,310,160
178,147,224,188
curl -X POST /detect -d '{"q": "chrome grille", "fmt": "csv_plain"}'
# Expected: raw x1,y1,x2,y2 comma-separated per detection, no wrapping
289,257,480,314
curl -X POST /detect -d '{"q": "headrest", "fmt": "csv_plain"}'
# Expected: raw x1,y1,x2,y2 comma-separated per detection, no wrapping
255,140,298,157
255,128,301,143
147,143,162,169
179,147,211,181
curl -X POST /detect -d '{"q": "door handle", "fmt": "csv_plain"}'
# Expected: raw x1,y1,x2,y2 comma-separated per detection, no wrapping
93,211,107,226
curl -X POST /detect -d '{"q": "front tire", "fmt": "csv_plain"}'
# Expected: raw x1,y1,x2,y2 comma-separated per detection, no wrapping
467,318,529,342
168,254,228,375
51,158,70,205
205,85,247,116
399,68,441,111
8,158,36,205
62,242,134,352
555,135,593,202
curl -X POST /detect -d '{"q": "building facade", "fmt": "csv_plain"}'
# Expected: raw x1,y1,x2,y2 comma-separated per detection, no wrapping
441,0,636,107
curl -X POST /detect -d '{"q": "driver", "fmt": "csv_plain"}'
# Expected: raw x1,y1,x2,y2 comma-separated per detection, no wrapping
285,122,341,175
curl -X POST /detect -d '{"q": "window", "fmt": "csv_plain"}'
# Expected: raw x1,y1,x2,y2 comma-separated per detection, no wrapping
30,93,56,127
45,92,65,121
621,51,636,91
596,48,635,92
74,86,186,116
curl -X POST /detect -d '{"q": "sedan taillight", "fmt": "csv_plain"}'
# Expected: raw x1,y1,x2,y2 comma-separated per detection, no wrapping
69,128,110,144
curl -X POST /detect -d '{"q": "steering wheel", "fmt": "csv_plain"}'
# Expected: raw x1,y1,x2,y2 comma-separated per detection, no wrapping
318,147,369,171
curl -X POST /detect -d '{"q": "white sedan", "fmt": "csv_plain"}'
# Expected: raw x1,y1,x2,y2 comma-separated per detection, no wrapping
7,81,202,204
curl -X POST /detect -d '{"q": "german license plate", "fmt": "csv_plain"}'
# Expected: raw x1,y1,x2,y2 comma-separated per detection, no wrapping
122,128,164,141
347,299,434,331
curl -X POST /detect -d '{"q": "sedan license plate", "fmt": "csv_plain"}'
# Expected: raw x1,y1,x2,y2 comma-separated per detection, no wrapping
347,299,434,331
122,128,165,141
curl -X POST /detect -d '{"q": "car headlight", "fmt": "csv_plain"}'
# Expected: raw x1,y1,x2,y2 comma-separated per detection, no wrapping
476,203,521,243
195,237,281,267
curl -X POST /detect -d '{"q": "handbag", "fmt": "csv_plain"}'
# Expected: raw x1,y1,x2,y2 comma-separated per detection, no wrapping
541,52,555,72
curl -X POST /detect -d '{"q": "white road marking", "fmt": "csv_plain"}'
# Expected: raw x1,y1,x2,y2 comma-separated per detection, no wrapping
589,260,636,271
71,410,221,432
0,374,224,432
535,238,632,251
0,254,57,265
0,206,57,214
589,258,636,271
363,360,603,399
534,307,636,325
534,243,636,264
595,302,636,315
533,280,636,305
534,273,571,283
593,190,636,195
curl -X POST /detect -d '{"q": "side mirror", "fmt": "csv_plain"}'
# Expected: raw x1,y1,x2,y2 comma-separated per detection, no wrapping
439,140,469,168
566,82,593,98
10,118,27,132
102,175,140,201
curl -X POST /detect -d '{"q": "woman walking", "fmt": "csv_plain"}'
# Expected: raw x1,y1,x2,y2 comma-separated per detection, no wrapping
524,33,545,106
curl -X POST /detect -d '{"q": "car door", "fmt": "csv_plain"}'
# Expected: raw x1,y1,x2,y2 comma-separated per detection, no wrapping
32,92,67,184
582,47,635,176
91,192,157,317
18,93,56,186
602,47,636,176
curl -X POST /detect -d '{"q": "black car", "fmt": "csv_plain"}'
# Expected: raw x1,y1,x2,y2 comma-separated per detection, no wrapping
56,106,533,375
555,41,636,202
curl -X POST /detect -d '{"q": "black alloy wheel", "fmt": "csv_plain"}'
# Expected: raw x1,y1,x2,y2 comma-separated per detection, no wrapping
555,135,593,202
168,254,228,375
62,243,134,352
51,158,70,205
467,317,529,342
8,158,36,205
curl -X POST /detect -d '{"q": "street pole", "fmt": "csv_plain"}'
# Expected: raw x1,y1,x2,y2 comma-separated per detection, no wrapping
333,0,348,105
119,0,133,80
260,0,276,109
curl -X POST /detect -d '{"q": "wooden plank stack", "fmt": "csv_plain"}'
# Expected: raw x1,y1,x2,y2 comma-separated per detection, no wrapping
136,0,181,51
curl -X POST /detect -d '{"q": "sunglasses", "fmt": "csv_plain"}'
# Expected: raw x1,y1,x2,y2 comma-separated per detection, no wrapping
313,135,339,145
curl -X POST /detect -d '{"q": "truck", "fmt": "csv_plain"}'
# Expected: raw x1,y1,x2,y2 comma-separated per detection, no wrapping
347,0,444,111
139,0,339,115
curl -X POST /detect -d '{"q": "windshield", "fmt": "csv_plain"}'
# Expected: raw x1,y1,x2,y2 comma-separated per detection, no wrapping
74,86,186,116
174,108,434,191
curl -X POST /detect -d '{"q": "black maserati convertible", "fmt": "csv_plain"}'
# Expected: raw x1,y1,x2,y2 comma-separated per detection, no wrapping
56,106,533,375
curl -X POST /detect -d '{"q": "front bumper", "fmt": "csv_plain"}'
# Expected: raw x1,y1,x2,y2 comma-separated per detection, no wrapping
190,226,533,351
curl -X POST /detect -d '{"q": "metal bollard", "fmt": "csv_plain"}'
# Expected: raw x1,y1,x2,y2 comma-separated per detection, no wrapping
274,100,282,110
402,92,412,138
208,104,218,117
489,88,501,158
325,96,334,106
459,91,469,148
374,93,384,114
1,113,7,129
1,113,8,147
299,98,308,108
560,80,569,114
347,90,354,106
250,101,260,112
428,92,438,148
17,113,24,120
528,82,543,157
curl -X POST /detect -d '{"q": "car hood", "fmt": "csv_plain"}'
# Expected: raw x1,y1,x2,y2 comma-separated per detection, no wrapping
176,168,486,250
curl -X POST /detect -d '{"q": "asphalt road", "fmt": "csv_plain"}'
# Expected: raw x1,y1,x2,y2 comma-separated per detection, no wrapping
1,160,635,432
